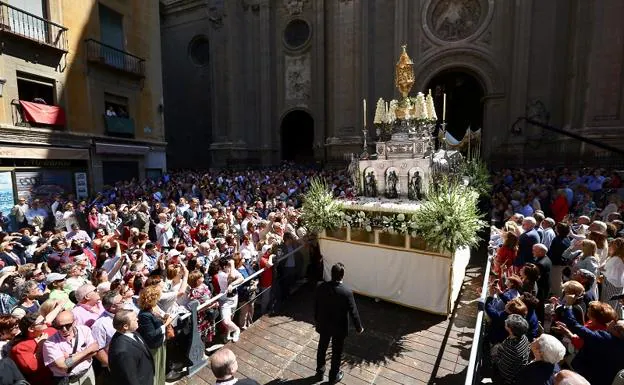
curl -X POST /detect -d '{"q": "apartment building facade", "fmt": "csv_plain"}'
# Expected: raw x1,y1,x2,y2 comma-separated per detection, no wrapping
0,0,165,212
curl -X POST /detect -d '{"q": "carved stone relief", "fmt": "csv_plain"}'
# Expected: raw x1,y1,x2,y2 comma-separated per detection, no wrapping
284,0,307,15
207,0,225,29
285,53,311,100
426,0,490,42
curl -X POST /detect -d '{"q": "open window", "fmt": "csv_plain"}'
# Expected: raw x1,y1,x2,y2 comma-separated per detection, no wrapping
104,93,129,117
13,71,65,128
103,92,134,138
17,71,55,105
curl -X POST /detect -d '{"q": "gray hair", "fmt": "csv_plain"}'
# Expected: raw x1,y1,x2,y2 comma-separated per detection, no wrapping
19,280,39,300
505,314,528,337
210,348,237,379
535,334,565,364
523,217,537,227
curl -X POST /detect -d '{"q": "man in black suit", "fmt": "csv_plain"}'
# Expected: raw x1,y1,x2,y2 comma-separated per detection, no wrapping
315,262,363,384
108,310,154,385
533,243,552,323
516,217,540,267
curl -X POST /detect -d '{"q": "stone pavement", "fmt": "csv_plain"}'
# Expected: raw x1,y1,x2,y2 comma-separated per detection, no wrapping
175,264,483,385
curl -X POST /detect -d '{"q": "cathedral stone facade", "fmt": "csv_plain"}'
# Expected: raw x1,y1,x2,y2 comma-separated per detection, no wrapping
160,0,624,169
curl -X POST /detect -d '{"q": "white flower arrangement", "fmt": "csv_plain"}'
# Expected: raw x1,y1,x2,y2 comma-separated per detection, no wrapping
418,93,428,120
302,178,486,253
387,100,398,123
374,98,386,125
426,90,437,121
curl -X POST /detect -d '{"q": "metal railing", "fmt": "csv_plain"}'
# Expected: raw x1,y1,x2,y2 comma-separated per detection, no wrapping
464,248,493,385
180,244,305,322
179,243,306,377
0,2,68,51
85,39,145,77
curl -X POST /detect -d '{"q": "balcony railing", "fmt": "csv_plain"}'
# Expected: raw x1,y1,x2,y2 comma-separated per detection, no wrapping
86,39,145,77
0,2,68,51
104,114,135,138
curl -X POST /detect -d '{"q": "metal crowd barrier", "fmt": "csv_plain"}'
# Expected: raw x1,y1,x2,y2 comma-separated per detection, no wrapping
182,244,306,376
463,247,494,385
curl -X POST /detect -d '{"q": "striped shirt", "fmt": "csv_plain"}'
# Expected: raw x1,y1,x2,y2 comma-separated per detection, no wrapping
495,335,530,384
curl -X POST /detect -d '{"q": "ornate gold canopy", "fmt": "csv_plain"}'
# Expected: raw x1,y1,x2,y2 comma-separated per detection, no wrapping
395,45,415,98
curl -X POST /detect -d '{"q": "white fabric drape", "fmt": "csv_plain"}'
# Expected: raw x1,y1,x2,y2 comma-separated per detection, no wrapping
320,238,468,314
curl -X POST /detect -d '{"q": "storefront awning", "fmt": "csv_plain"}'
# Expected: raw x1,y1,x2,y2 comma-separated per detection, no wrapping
95,142,150,155
19,101,66,126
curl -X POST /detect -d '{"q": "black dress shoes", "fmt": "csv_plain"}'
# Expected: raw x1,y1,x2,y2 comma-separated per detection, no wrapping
329,370,344,384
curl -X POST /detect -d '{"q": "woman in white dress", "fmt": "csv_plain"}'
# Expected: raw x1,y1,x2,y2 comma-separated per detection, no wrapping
600,237,624,319
217,257,244,342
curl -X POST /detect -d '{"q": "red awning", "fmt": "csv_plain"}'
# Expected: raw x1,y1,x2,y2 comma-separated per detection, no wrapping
19,100,66,126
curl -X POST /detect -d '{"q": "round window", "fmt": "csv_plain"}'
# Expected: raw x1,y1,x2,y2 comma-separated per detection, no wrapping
188,36,210,66
283,19,311,49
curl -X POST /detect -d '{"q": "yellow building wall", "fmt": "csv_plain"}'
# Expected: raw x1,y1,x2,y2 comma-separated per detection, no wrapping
36,0,165,142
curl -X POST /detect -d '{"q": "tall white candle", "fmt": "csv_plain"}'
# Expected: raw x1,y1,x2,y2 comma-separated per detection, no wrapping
385,102,389,122
443,93,447,122
363,99,366,127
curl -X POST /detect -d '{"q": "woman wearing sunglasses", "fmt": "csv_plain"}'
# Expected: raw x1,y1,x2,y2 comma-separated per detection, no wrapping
10,312,55,385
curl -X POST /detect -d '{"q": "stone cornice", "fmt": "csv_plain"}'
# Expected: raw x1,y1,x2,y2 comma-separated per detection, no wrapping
0,125,168,149
160,0,207,15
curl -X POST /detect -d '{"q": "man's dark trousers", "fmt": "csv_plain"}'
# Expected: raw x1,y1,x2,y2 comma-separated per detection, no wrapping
316,332,345,380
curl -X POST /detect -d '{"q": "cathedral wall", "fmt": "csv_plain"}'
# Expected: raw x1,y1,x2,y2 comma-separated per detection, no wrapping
160,0,624,169
160,1,213,168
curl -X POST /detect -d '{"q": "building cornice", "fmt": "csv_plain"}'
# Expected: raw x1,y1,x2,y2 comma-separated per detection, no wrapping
160,0,207,16
0,125,168,149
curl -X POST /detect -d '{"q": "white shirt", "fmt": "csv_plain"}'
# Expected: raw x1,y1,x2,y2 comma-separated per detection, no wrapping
102,256,121,281
603,256,624,288
156,222,173,248
63,210,77,232
92,311,115,351
541,227,555,250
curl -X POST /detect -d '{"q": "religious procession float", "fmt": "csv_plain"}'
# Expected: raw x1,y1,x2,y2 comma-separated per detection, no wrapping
302,46,488,315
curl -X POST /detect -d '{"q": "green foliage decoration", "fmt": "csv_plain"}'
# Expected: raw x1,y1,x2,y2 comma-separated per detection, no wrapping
460,158,492,197
300,178,344,234
410,178,486,253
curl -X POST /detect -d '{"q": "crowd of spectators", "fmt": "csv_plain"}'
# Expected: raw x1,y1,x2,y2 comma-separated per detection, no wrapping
486,167,624,385
0,164,351,385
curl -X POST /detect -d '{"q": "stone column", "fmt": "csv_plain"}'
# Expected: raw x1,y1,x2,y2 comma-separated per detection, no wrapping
313,0,326,161
258,0,274,165
325,0,363,161
207,0,231,165
508,0,532,126
507,0,533,164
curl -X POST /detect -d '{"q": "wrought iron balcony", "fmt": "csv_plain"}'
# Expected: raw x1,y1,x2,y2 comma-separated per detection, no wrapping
0,2,68,51
104,115,135,138
86,39,146,77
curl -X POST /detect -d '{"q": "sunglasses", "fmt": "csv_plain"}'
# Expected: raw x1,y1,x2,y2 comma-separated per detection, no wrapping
56,323,73,330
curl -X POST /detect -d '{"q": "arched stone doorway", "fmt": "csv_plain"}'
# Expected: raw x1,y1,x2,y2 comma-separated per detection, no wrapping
281,110,314,162
426,70,485,142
